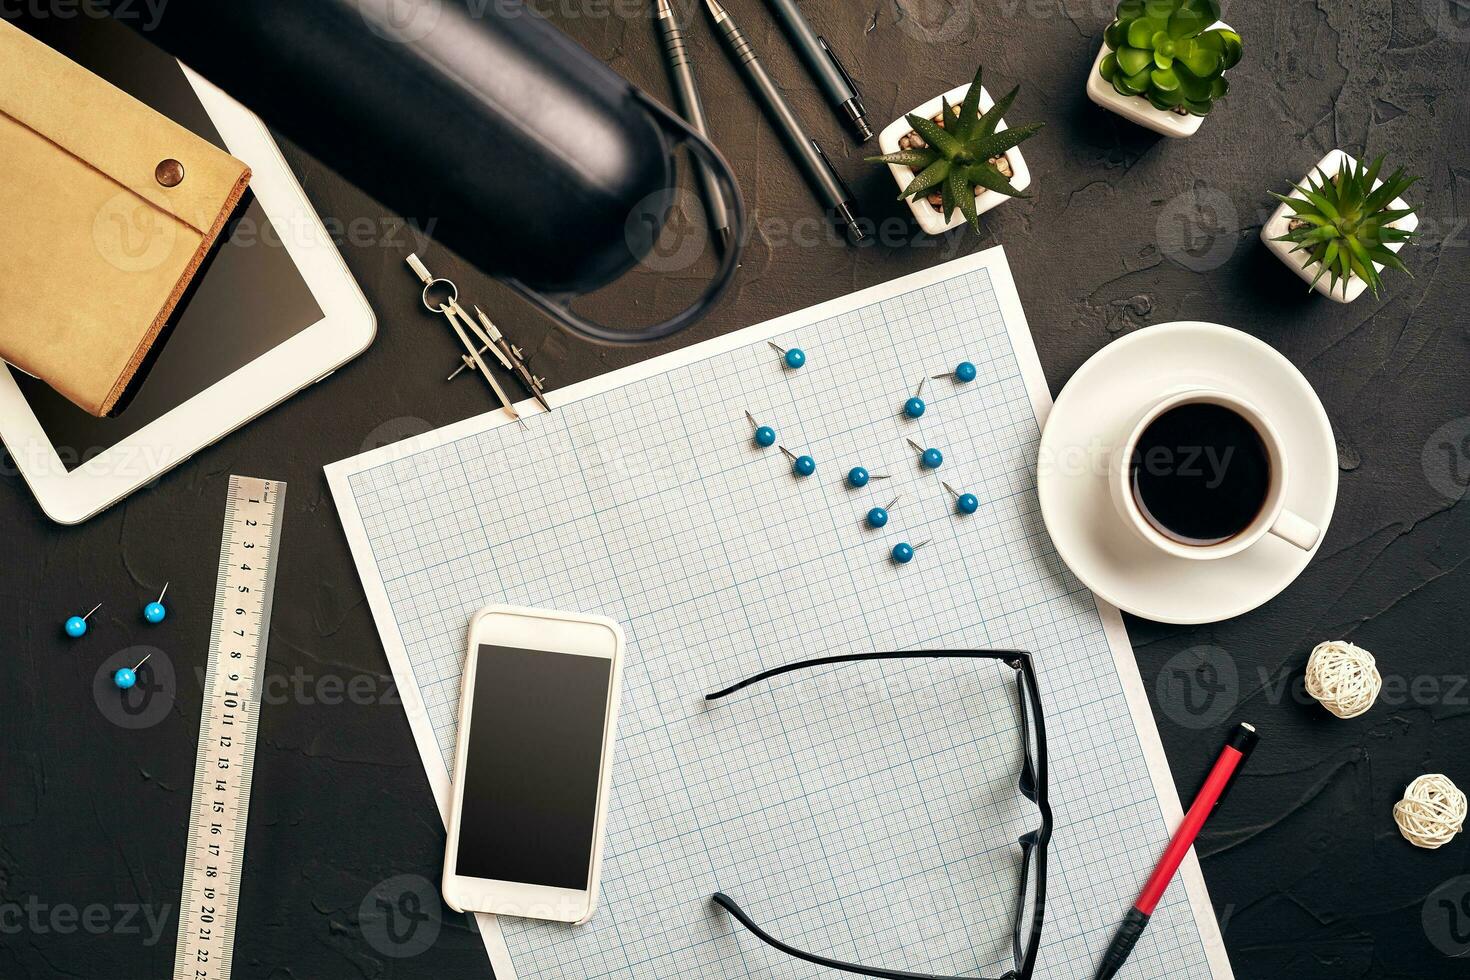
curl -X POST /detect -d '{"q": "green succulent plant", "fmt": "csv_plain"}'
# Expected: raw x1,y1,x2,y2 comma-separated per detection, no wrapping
867,64,1043,234
1099,0,1242,115
1271,154,1419,300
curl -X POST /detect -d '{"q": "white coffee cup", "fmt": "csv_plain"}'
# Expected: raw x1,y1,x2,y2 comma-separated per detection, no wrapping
1109,389,1321,560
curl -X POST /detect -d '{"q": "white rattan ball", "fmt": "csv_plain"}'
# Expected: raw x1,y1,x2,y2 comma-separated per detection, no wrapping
1304,640,1382,719
1394,774,1467,849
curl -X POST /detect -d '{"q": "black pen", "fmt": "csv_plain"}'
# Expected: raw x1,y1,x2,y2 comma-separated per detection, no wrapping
703,0,866,243
762,0,871,142
654,0,732,250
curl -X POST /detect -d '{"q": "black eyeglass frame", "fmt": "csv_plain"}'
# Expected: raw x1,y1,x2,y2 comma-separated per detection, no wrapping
704,650,1053,980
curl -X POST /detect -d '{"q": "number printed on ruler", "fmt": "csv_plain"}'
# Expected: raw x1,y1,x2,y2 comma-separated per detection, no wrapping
174,477,286,980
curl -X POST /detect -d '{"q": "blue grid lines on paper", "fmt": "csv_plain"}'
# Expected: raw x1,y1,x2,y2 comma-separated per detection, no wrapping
345,266,1216,979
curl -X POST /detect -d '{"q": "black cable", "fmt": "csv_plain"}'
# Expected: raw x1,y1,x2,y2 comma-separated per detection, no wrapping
506,91,747,345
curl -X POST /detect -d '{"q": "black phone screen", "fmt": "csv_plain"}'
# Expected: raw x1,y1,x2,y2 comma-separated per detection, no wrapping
455,645,613,891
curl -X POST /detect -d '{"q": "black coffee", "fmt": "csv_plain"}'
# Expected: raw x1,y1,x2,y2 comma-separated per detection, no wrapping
1130,402,1271,546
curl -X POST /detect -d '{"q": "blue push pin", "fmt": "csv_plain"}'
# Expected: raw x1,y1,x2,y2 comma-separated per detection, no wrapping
745,411,776,448
114,653,152,691
846,466,890,489
780,446,816,477
866,496,899,529
768,341,806,370
64,603,101,639
907,438,943,470
935,361,978,384
891,540,930,564
944,482,980,515
903,377,927,419
143,582,169,624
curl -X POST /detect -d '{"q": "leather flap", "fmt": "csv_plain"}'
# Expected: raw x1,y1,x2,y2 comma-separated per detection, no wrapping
0,19,251,416
0,19,247,235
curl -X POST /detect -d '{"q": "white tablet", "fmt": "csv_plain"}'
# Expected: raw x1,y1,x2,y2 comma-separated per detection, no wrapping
0,32,374,525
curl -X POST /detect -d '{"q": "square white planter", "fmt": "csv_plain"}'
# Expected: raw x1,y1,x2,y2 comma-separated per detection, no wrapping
1260,148,1418,304
1084,22,1231,138
877,83,1031,236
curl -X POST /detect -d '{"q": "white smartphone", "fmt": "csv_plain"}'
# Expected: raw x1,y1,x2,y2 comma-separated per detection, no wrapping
442,606,625,924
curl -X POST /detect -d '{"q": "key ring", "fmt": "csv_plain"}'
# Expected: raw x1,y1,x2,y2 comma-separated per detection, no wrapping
421,277,458,314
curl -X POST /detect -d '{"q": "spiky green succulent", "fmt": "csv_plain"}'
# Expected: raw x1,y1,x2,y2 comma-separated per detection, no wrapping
867,64,1043,234
1099,0,1241,115
1272,154,1419,300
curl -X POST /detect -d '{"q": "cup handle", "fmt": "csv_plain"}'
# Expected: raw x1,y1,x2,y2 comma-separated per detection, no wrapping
1269,509,1320,551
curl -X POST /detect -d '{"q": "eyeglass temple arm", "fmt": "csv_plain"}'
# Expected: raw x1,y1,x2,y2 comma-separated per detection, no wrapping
706,650,1033,701
711,893,1017,980
709,651,1046,980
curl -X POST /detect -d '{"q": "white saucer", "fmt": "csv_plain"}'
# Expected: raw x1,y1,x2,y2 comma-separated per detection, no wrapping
1037,322,1338,624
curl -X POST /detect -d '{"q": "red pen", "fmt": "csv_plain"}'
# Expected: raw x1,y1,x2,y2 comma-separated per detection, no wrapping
1093,722,1259,979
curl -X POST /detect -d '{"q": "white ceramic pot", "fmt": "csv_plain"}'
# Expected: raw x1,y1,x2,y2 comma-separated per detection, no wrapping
1084,21,1231,138
876,83,1032,236
1260,148,1419,304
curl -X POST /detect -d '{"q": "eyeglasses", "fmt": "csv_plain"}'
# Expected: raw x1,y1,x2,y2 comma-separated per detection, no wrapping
704,650,1052,980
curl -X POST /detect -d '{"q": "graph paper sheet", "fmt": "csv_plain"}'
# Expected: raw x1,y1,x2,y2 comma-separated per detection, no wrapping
326,247,1233,980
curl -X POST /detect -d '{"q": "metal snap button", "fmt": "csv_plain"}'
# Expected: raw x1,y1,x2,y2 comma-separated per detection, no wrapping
155,159,185,187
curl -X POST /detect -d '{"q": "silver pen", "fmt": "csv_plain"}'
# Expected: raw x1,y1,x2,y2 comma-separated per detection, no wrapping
762,0,872,142
704,0,865,243
654,0,732,250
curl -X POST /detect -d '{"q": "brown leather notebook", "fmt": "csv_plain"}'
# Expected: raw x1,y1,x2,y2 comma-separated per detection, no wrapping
0,20,251,417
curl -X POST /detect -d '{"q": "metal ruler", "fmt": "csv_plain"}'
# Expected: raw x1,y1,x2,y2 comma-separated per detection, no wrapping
172,476,286,980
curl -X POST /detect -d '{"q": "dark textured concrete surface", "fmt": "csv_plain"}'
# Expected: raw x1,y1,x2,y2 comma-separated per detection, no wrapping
3,2,1470,978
